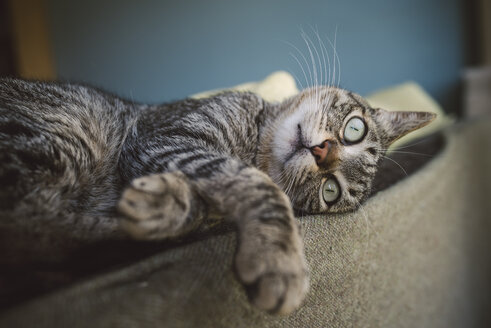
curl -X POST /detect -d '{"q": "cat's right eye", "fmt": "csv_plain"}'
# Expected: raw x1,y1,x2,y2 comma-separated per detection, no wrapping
322,177,340,204
343,116,366,143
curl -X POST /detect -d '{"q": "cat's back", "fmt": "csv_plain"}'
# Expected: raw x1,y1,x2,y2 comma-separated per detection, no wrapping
0,78,137,215
0,77,139,132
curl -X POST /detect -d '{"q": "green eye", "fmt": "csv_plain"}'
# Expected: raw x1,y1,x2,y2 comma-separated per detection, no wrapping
322,178,340,203
344,117,366,143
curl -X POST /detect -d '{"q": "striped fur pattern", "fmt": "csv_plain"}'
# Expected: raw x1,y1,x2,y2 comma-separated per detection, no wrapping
0,78,435,314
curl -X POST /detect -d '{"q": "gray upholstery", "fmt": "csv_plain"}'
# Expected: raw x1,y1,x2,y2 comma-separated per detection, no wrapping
1,119,490,327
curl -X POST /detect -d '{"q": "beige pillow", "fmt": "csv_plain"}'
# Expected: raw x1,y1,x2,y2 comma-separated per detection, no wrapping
191,71,299,102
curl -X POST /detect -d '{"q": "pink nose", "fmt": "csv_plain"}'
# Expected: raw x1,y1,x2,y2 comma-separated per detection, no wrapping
310,141,330,165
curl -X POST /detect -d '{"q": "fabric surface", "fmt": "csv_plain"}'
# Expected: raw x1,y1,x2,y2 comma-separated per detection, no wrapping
1,119,490,327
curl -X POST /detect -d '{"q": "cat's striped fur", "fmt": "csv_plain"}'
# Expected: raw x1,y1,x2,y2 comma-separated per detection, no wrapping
0,78,435,314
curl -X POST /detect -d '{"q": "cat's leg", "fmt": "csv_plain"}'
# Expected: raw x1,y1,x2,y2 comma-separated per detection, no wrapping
118,171,207,240
215,166,309,315
119,154,308,314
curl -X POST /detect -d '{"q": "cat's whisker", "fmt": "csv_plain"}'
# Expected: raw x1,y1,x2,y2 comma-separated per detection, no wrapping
381,154,408,175
296,166,308,186
333,28,341,89
306,25,324,89
353,198,373,252
317,29,341,89
302,27,325,109
336,32,341,88
291,163,306,196
283,39,313,89
350,197,373,299
300,30,318,89
376,149,434,157
384,138,432,150
276,169,292,192
285,174,295,196
301,30,318,88
314,29,332,90
290,72,305,92
278,165,296,197
288,165,302,196
298,30,314,89
288,52,308,90
285,66,304,91
275,173,286,187
285,178,295,197
312,26,328,87
312,27,333,118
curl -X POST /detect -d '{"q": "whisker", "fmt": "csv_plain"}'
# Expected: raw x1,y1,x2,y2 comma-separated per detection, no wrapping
306,25,324,89
354,198,373,242
334,27,341,88
351,197,373,297
300,29,318,88
288,51,309,90
376,149,434,157
282,39,313,89
312,26,328,87
287,68,305,91
386,139,433,150
320,28,341,89
317,30,332,88
382,155,408,175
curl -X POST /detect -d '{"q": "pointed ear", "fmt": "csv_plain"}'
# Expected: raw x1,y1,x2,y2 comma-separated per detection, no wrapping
373,109,437,146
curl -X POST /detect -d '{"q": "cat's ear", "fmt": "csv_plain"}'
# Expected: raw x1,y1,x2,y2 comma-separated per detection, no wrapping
373,108,436,146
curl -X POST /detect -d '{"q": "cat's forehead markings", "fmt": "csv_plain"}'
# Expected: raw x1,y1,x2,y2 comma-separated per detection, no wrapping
299,88,335,110
291,92,309,111
347,92,369,113
326,91,339,108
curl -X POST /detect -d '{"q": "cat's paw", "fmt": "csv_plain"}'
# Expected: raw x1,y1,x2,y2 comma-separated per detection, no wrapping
118,172,192,240
235,225,309,315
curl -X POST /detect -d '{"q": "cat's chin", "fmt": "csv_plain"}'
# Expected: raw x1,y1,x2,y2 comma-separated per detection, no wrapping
292,206,338,216
296,205,365,216
292,207,316,216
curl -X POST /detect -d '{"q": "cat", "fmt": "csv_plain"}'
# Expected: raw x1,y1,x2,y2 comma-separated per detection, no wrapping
0,77,435,314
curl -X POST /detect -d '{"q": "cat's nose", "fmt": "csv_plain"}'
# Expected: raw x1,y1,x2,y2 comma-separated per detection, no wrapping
310,140,331,165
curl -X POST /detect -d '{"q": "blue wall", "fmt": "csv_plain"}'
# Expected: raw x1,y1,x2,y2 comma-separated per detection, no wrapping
47,0,465,111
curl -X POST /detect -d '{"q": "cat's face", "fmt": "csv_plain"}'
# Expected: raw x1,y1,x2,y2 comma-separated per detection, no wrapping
260,86,435,215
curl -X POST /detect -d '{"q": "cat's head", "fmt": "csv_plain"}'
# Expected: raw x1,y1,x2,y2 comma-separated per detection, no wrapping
258,86,435,214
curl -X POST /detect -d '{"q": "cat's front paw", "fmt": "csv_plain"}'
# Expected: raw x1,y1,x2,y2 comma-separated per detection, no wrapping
118,172,192,240
235,224,309,315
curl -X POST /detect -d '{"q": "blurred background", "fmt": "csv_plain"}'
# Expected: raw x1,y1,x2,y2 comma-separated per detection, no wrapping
1,0,490,115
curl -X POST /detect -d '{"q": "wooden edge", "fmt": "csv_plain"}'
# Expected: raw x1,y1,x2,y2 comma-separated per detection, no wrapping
9,0,56,80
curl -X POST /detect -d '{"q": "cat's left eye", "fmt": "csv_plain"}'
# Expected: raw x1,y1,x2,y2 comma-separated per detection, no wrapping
343,117,366,143
322,178,340,204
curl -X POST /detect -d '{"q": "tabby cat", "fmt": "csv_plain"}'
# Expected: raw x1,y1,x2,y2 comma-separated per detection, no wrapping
0,78,434,314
